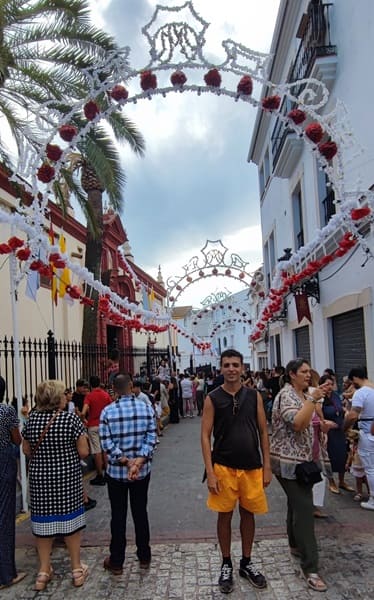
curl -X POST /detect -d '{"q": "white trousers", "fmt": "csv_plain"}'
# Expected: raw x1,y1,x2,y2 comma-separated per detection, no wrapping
358,431,374,496
313,473,326,508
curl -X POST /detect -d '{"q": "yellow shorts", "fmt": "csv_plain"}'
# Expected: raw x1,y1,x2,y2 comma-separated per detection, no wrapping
207,463,268,514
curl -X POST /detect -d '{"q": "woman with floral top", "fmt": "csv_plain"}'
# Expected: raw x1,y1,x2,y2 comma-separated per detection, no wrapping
270,358,330,593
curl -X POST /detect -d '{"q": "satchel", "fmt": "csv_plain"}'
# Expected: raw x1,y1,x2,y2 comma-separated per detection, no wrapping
295,460,322,485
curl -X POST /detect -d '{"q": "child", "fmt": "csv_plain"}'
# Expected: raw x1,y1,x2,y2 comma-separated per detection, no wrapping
346,428,369,501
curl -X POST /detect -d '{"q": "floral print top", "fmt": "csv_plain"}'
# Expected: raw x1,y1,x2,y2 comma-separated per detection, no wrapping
270,383,315,479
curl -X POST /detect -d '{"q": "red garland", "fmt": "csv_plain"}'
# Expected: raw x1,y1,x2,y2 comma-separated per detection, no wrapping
318,141,338,160
46,144,63,162
16,247,31,261
261,95,281,111
0,243,11,254
140,70,157,91
84,100,100,121
237,75,253,95
305,122,323,143
8,236,24,250
58,124,78,142
66,285,81,299
351,207,371,220
287,108,306,125
37,163,55,183
110,85,129,101
204,69,221,87
170,70,187,86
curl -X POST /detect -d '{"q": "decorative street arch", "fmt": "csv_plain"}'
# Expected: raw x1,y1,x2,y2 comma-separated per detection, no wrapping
166,239,254,307
0,0,373,339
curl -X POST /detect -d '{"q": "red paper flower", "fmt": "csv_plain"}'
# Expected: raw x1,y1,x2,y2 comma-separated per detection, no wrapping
212,268,218,275
8,236,24,250
0,243,11,254
30,259,43,271
46,144,63,162
84,100,100,121
204,69,221,87
237,75,253,95
239,272,245,279
305,122,323,143
16,247,31,261
318,141,338,160
225,269,231,276
170,70,187,86
80,296,94,307
140,70,157,91
110,85,129,101
261,95,281,111
67,285,81,299
320,254,334,266
198,270,205,277
58,124,78,142
287,108,306,125
37,163,55,183
350,207,371,220
186,276,193,283
38,264,53,278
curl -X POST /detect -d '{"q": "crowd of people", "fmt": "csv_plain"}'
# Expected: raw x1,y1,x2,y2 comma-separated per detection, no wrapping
0,354,373,594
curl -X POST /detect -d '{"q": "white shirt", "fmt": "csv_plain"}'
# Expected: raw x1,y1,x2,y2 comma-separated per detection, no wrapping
352,386,374,436
180,378,193,398
135,391,153,408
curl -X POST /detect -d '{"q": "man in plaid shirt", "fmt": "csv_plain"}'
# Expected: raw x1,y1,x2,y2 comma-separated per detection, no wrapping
99,373,157,574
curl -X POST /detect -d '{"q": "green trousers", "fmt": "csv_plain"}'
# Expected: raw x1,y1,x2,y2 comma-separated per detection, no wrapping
277,476,318,574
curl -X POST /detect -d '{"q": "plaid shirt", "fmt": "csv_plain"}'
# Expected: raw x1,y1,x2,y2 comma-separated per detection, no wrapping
99,394,157,481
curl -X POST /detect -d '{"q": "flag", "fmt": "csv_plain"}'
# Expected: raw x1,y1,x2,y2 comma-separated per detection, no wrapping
25,262,40,301
58,234,71,298
294,290,312,323
142,286,149,310
148,286,155,309
49,221,58,306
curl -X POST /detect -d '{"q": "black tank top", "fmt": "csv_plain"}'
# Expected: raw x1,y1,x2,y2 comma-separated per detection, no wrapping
210,386,262,470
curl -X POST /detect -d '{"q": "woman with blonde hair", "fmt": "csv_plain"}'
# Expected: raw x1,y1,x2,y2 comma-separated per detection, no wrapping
22,380,89,590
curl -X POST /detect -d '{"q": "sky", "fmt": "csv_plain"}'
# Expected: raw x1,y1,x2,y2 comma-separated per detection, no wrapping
87,0,281,307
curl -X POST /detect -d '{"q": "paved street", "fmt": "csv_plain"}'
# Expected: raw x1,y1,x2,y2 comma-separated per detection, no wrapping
6,417,374,599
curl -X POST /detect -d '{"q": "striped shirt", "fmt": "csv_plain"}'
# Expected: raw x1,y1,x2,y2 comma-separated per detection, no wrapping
99,394,157,481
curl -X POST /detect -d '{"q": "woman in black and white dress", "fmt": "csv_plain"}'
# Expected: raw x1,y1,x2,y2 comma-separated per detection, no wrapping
22,380,89,591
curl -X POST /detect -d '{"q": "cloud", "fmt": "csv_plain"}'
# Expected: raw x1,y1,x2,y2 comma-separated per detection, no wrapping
87,0,280,305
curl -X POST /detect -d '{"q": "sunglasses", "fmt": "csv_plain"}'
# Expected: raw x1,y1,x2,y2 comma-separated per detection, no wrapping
232,396,240,416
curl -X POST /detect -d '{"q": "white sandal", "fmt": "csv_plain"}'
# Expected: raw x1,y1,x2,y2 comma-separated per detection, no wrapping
303,572,327,592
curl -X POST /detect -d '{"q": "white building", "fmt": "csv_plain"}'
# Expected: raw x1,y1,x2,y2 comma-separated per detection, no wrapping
248,0,374,383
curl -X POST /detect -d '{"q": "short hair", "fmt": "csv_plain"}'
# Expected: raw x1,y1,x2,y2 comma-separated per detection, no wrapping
36,380,65,411
283,358,310,384
319,374,334,386
133,380,142,389
76,378,88,388
348,366,367,380
220,349,243,365
89,375,100,388
113,373,132,394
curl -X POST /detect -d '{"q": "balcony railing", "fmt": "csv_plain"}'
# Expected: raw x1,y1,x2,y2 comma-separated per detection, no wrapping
289,2,336,94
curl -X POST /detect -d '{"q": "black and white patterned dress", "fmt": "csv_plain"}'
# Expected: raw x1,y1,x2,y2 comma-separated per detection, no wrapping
22,410,86,537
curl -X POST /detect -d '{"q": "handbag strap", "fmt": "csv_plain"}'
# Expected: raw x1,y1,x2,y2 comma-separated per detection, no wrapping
29,409,61,461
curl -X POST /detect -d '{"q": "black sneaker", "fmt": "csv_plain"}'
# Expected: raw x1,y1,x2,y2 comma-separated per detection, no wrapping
89,476,106,486
239,561,267,589
218,564,233,594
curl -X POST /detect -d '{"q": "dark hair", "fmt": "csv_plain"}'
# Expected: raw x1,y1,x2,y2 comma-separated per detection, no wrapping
76,378,88,388
0,376,5,402
283,358,310,384
109,349,120,361
323,368,335,377
89,375,100,388
133,380,142,388
318,374,334,386
220,349,243,365
348,366,367,380
113,373,132,394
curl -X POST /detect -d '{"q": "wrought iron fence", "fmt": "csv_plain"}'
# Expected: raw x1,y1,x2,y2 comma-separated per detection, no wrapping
0,333,168,409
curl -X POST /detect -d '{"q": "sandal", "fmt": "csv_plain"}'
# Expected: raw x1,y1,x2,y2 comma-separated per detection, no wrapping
72,563,88,587
0,572,27,590
34,568,53,591
353,493,367,502
303,572,327,592
339,482,355,492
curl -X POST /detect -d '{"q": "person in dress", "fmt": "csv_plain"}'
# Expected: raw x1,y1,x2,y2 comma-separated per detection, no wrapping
0,376,27,590
22,380,90,590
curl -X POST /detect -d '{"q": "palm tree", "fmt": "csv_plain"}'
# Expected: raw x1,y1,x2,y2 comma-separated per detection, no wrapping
0,0,146,347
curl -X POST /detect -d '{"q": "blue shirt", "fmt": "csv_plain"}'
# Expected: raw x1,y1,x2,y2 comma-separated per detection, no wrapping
99,394,157,481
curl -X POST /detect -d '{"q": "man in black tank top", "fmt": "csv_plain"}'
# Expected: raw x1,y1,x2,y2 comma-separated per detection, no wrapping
201,349,271,594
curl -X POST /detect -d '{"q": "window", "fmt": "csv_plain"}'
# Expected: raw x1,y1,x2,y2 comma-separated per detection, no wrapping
264,230,276,289
317,165,335,226
259,165,265,196
292,185,304,249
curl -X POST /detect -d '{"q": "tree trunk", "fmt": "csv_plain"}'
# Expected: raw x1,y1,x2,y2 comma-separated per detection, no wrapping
81,165,104,353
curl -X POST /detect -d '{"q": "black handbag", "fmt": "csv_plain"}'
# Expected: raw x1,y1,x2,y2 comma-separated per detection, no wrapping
295,460,322,485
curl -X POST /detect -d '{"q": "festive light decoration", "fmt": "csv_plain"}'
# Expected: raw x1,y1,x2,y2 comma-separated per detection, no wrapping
0,0,372,348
